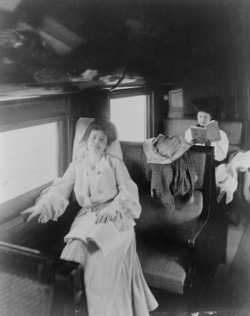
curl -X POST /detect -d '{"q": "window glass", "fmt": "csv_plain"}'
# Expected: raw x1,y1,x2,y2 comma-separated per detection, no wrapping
110,95,147,141
0,123,59,204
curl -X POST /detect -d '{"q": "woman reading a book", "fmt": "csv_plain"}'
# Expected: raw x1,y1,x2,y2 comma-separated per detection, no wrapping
21,119,158,316
184,98,229,164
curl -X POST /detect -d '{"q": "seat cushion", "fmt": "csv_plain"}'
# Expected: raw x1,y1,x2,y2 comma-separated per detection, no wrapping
136,238,191,294
120,141,149,191
175,190,203,221
136,190,203,245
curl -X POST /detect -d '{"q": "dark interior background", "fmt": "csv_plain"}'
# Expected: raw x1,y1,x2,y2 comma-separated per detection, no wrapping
0,0,249,119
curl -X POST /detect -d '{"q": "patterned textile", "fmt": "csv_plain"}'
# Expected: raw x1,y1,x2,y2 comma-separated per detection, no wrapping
143,135,192,164
136,191,202,245
0,271,53,316
121,142,205,246
137,240,190,294
146,151,197,212
121,142,206,190
120,142,208,293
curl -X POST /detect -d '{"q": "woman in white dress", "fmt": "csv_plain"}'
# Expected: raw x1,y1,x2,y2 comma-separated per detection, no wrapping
185,108,229,164
21,119,158,316
185,100,229,191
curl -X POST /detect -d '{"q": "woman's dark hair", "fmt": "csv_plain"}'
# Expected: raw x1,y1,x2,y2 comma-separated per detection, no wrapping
83,119,117,146
192,97,220,118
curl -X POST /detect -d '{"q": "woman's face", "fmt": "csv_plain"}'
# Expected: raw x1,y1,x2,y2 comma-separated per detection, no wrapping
197,111,212,126
87,129,108,155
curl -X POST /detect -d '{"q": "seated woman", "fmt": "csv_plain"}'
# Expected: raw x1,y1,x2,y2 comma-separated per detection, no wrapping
184,98,229,165
21,119,158,316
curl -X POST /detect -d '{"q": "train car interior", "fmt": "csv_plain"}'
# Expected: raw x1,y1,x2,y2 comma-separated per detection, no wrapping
0,1,250,315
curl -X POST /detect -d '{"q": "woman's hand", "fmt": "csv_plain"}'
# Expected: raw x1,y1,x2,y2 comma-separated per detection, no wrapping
21,204,47,223
95,207,117,224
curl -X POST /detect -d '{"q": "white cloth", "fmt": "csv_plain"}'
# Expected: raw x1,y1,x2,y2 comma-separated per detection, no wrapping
35,153,158,316
185,127,229,161
216,151,250,204
216,164,238,204
243,169,250,203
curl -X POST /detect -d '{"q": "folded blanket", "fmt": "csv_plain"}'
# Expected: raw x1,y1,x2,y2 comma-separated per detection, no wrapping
216,150,250,204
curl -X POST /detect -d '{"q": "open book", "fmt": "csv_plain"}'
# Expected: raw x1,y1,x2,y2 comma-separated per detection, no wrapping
64,214,120,256
190,120,221,143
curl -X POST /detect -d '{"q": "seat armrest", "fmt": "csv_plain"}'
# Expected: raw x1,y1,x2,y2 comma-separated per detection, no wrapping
187,219,207,248
187,194,228,295
188,190,227,249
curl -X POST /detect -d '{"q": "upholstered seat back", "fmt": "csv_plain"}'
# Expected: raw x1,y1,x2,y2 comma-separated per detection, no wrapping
120,142,214,294
120,141,149,192
120,142,211,245
120,141,206,191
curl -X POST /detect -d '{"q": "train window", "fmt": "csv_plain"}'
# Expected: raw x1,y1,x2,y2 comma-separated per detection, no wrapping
0,123,58,204
0,117,67,220
110,95,148,141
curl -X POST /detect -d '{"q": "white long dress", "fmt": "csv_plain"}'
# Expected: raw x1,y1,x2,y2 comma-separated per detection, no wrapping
35,152,158,316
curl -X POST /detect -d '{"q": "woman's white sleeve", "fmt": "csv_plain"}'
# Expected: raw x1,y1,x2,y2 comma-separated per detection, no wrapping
212,130,229,162
36,162,76,221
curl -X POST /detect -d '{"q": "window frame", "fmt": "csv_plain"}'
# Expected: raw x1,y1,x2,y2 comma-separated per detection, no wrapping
109,88,154,140
0,115,69,222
